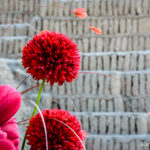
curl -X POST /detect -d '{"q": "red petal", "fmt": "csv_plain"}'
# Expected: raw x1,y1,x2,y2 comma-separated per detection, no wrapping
0,85,21,125
75,12,87,18
39,30,48,34
89,26,102,34
73,8,86,13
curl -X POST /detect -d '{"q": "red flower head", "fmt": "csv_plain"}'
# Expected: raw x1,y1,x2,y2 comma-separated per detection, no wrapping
22,31,80,85
26,109,86,150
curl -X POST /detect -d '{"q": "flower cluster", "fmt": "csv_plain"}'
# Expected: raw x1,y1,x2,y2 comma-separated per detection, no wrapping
22,31,80,85
1,3,102,150
26,109,86,150
0,29,87,149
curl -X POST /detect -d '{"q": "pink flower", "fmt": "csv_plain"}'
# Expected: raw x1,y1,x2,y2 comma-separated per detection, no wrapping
0,118,20,150
0,85,21,150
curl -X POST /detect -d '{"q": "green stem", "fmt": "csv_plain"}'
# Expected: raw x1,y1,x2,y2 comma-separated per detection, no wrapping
31,78,46,116
21,78,46,150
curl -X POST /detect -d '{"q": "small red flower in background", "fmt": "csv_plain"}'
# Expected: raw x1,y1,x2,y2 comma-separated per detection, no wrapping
22,31,80,86
26,109,86,150
73,8,87,18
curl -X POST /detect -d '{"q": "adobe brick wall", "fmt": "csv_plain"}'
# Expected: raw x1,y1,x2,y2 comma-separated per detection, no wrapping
1,0,150,149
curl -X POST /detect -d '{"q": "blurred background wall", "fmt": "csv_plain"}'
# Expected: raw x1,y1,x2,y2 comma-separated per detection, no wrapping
1,0,150,149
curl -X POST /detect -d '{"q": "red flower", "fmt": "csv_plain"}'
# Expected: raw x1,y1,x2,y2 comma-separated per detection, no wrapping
22,31,80,85
26,109,86,150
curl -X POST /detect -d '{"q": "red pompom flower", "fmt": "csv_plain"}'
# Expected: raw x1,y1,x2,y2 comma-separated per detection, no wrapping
22,31,80,85
26,109,86,150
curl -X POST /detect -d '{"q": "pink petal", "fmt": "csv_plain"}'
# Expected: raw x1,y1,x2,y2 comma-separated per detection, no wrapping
0,85,21,125
0,138,15,150
89,26,102,34
0,118,19,150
